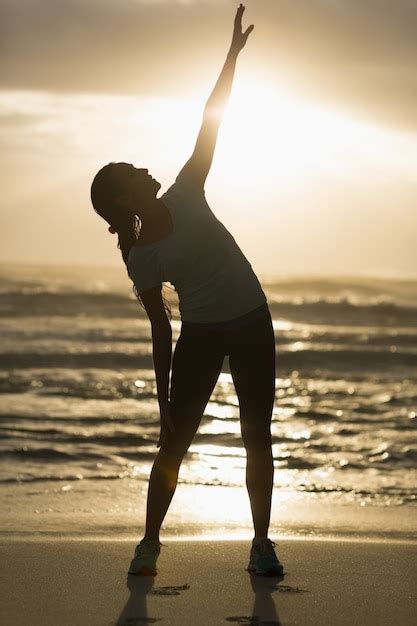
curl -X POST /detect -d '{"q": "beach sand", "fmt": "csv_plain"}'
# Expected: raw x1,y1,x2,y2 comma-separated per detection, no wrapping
1,537,416,626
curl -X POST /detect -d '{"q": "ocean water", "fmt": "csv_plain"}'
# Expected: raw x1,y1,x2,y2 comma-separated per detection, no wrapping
0,263,416,509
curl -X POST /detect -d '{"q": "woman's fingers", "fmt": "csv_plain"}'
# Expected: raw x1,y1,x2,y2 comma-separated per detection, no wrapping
231,4,253,51
235,3,245,26
244,24,254,38
165,413,176,433
157,422,166,448
162,403,175,433
159,399,175,431
156,399,175,448
157,419,174,448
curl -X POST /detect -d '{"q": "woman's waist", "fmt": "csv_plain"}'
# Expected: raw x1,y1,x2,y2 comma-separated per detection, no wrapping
175,267,267,322
181,301,270,331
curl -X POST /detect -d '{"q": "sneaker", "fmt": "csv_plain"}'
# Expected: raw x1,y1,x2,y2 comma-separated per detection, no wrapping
247,538,284,576
128,538,163,576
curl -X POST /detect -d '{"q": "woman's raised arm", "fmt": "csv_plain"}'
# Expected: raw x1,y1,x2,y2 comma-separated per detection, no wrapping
177,4,254,189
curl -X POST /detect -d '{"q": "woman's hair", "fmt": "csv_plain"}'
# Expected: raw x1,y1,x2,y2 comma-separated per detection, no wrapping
90,162,172,319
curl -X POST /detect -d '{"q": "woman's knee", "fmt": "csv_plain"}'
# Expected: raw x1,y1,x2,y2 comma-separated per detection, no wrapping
157,444,188,465
241,425,272,454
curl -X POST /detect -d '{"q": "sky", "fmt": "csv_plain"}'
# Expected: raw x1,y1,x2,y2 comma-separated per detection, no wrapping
1,0,417,278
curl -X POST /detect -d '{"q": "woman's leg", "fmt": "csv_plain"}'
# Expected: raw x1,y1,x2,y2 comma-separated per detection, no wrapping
144,327,225,540
228,313,276,539
143,449,185,541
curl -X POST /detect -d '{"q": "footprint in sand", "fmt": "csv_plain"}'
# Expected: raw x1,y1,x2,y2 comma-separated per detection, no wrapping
226,618,281,625
119,617,161,624
275,584,308,594
150,583,190,596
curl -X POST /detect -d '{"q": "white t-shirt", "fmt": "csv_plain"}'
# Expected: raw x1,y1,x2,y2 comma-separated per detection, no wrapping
127,169,267,323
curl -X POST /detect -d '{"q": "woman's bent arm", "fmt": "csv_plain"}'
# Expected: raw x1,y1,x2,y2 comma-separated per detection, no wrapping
137,286,175,441
151,323,176,446
151,323,172,404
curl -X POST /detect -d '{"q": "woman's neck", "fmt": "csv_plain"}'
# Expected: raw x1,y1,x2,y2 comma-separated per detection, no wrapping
137,200,173,243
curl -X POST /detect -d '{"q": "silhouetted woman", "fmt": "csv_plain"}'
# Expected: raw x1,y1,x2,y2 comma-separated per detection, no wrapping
91,4,283,577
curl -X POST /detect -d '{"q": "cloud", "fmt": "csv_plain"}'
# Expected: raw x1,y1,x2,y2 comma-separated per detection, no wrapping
1,0,222,94
1,0,417,131
0,111,41,129
257,0,417,130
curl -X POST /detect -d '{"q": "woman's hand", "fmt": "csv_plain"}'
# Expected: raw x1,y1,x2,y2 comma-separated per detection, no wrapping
156,398,175,449
230,4,254,55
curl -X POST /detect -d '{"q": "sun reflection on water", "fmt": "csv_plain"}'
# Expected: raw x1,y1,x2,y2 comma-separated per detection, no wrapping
200,419,241,435
205,402,237,420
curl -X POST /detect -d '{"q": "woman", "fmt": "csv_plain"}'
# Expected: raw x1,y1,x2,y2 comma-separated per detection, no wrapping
91,4,283,578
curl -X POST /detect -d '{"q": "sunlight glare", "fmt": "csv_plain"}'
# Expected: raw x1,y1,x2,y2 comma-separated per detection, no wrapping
213,74,417,186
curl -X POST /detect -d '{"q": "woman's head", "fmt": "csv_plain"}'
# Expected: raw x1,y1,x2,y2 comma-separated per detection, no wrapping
90,162,172,318
90,162,161,260
91,162,160,225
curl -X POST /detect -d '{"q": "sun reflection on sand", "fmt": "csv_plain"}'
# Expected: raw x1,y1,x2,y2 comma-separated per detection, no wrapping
164,481,308,538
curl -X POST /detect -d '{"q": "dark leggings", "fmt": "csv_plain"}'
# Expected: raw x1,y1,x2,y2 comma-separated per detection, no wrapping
163,303,276,457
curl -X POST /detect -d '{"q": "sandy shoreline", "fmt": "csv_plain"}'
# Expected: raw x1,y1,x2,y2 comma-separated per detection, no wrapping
1,537,416,626
2,479,416,542
2,467,416,624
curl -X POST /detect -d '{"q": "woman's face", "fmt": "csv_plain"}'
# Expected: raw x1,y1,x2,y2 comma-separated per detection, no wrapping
112,162,161,210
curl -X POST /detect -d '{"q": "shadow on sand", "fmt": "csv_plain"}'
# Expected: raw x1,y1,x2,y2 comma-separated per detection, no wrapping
226,571,284,626
226,570,308,625
116,576,161,626
116,568,306,625
116,576,190,625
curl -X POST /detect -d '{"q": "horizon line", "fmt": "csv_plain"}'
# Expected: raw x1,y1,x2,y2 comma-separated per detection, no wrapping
0,260,416,282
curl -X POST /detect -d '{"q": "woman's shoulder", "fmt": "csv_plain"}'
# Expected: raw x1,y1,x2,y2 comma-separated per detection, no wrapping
161,169,206,203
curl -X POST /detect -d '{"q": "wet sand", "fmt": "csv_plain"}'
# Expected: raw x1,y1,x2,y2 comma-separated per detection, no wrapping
2,479,417,541
1,537,416,625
